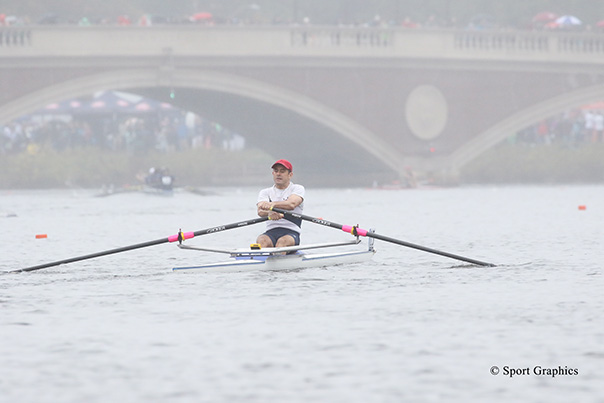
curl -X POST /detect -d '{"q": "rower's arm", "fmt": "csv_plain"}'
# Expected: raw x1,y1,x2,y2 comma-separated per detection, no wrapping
257,203,270,217
270,194,303,211
257,195,303,217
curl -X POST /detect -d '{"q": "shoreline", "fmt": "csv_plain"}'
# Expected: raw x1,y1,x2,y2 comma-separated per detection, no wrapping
1,144,604,189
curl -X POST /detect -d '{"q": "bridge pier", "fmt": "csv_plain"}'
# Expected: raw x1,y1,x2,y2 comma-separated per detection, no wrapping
397,157,461,187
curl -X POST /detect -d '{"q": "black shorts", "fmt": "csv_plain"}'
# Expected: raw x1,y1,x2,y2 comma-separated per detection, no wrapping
262,227,300,246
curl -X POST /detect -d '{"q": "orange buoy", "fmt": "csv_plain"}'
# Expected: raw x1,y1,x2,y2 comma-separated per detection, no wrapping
35,234,48,239
578,205,586,210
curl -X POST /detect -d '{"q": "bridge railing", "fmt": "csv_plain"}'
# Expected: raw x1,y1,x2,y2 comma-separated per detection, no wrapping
1,26,604,62
291,28,394,48
0,28,31,47
452,31,604,54
291,27,604,56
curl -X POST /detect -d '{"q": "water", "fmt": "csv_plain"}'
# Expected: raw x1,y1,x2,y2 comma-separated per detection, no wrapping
1,185,602,402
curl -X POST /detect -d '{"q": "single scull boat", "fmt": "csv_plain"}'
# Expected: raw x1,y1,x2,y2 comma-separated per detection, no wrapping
172,238,376,273
8,211,494,274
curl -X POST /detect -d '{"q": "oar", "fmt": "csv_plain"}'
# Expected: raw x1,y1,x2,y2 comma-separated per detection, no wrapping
9,216,268,273
271,207,495,267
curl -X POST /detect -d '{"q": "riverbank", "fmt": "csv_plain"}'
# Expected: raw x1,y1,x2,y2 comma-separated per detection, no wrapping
0,148,273,189
460,144,604,184
1,144,604,189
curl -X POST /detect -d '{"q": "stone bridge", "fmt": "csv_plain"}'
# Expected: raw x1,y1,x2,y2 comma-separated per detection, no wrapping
1,26,604,183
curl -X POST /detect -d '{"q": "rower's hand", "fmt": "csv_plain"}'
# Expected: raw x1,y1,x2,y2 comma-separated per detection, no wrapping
258,202,282,219
268,211,283,221
258,201,272,211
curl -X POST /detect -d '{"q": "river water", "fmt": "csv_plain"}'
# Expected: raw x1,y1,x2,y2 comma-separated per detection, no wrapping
0,185,602,402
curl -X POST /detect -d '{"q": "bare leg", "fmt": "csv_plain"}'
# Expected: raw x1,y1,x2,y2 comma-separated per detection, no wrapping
256,234,274,248
275,235,296,248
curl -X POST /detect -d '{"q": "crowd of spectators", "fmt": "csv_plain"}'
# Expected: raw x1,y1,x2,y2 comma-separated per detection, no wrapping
1,9,603,32
1,112,246,156
3,105,602,157
511,108,604,146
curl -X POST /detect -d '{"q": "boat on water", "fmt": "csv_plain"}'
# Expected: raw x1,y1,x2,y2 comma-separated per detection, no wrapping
95,166,222,197
95,184,217,197
9,211,494,274
95,183,172,197
173,238,376,273
143,167,174,191
140,184,174,196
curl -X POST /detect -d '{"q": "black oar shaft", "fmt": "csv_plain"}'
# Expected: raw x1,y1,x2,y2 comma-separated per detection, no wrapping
11,216,268,273
13,239,167,273
271,207,494,267
366,232,494,266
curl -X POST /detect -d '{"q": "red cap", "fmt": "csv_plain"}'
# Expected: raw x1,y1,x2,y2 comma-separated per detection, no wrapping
272,159,293,171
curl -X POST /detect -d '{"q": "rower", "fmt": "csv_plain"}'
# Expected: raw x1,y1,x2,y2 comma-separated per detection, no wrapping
255,159,305,249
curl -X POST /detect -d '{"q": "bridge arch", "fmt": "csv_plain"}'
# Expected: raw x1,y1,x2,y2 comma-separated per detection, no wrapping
449,83,604,171
0,68,402,180
3,27,604,184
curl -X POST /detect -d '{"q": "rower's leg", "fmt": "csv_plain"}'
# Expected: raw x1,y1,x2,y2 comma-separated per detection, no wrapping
256,234,274,248
275,235,296,248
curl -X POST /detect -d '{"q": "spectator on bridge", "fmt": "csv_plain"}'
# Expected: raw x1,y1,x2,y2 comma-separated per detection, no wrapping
117,15,132,26
78,17,91,26
593,112,604,143
583,110,595,141
423,15,440,28
536,120,550,144
401,17,420,28
571,118,584,144
467,14,496,30
139,14,152,26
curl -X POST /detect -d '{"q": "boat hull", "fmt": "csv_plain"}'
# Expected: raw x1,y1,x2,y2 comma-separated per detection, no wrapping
173,249,375,273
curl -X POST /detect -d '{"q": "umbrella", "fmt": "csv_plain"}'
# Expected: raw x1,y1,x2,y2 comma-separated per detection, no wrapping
544,21,560,29
134,102,153,112
36,99,85,115
597,20,604,28
117,15,131,25
190,12,213,22
85,92,174,115
132,99,174,113
555,15,582,26
33,92,176,116
81,91,134,114
532,12,558,23
581,101,604,111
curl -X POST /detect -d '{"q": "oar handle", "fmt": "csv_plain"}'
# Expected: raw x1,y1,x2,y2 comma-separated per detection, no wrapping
271,207,495,267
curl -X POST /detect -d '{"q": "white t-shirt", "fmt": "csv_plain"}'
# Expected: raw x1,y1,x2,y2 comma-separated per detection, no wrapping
257,183,305,233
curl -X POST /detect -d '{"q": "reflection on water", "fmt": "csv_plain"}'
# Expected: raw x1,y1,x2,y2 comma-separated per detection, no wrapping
1,186,602,402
